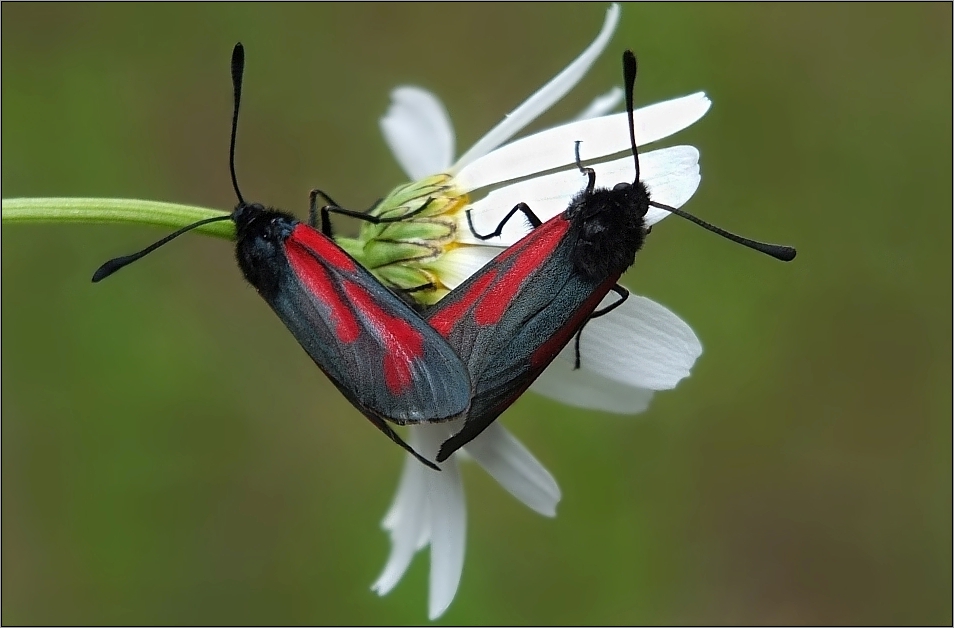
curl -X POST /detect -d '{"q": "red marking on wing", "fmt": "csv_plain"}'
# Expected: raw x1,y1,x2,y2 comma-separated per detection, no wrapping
530,275,619,368
474,218,570,326
288,225,429,396
428,270,498,336
290,224,357,273
285,237,361,343
342,281,425,395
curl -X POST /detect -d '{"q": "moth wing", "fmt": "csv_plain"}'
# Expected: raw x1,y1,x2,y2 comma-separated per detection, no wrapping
279,224,471,425
426,217,614,459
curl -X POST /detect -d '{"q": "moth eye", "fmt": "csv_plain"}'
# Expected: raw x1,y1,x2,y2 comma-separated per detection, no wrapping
612,182,630,192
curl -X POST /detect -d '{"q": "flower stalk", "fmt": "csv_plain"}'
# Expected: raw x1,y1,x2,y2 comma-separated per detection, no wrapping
1,197,234,240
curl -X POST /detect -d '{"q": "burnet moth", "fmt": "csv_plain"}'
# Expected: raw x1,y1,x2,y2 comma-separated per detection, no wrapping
91,44,473,471
427,50,796,462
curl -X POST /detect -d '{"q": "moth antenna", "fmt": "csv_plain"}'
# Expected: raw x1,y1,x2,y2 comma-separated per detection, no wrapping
230,42,246,205
91,214,234,282
622,51,793,261
92,45,250,284
648,200,796,262
622,50,639,183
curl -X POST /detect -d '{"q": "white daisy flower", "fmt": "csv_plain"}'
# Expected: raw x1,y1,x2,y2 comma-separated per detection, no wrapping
371,419,560,620
344,4,707,619
336,4,705,417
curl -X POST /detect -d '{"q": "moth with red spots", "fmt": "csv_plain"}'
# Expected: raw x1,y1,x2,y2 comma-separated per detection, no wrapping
429,50,796,462
92,44,471,470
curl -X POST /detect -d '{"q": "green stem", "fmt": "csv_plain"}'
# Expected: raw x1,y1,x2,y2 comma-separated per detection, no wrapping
1,198,236,240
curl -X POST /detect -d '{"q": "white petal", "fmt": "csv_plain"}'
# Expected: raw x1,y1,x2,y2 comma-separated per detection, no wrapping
428,244,504,289
459,146,701,247
575,86,624,121
419,425,467,620
380,448,420,533
641,146,702,226
372,422,463,603
531,355,656,414
372,446,430,596
455,92,711,193
380,86,455,180
463,422,561,517
570,293,702,391
452,4,620,172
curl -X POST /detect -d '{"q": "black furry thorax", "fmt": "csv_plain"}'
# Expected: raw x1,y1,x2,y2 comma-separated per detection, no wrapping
564,180,650,280
233,202,297,298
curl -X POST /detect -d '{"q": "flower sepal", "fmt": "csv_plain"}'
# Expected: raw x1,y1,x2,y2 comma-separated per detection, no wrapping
336,174,471,302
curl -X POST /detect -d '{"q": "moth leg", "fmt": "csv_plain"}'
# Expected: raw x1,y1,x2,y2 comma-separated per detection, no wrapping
330,197,433,224
310,188,435,231
466,202,543,240
366,414,440,471
591,283,630,319
308,189,338,236
572,284,629,370
393,281,436,311
310,188,343,210
574,140,597,194
401,282,436,294
308,188,383,217
361,197,434,223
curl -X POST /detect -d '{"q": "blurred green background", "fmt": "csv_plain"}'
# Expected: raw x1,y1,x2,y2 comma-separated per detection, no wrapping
2,4,951,625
